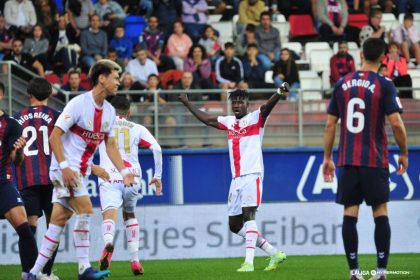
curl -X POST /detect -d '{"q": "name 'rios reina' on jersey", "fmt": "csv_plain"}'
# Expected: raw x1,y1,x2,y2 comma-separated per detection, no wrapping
50,91,116,175
217,109,267,178
328,71,403,168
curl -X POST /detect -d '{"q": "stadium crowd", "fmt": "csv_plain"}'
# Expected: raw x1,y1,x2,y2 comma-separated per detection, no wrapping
0,0,419,101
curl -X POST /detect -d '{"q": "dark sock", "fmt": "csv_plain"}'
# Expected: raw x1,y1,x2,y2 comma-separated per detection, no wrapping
374,215,391,269
342,215,359,270
30,225,37,235
43,245,58,275
16,222,38,273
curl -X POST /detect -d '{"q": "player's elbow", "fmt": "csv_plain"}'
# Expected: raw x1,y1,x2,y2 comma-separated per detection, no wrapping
151,143,162,153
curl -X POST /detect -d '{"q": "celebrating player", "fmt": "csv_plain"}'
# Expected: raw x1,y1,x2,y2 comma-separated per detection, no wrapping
26,60,137,280
14,78,61,280
0,82,38,279
179,86,288,272
97,95,162,276
322,38,408,280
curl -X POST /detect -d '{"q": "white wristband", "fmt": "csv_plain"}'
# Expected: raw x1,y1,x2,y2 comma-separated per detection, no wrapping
59,161,69,170
120,168,130,177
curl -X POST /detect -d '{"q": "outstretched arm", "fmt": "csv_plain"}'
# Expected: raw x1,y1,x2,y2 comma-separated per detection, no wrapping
260,82,289,118
179,93,219,128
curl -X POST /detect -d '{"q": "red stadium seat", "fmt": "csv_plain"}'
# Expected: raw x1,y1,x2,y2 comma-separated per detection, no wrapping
348,14,369,29
289,15,318,39
45,73,60,85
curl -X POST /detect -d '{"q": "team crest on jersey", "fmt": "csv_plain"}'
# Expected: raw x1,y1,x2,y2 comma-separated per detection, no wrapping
103,122,109,130
87,120,93,129
239,119,249,128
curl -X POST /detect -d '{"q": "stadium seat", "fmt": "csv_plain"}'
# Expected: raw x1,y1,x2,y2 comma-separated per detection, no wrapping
124,16,146,45
299,70,323,100
272,21,290,43
348,14,368,29
212,21,234,45
304,42,331,60
45,73,60,85
309,48,333,72
265,70,274,83
288,15,318,39
282,42,303,58
381,13,399,31
407,69,420,99
208,14,223,23
232,14,239,37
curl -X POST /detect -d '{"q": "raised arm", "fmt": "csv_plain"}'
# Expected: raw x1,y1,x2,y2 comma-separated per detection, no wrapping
260,82,289,118
179,93,219,128
388,112,408,175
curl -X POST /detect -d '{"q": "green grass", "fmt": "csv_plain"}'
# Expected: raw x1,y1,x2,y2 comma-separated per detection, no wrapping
3,254,419,280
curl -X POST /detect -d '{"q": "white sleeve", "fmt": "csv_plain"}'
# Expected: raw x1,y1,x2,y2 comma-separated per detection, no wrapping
55,99,78,132
138,125,162,179
217,116,229,130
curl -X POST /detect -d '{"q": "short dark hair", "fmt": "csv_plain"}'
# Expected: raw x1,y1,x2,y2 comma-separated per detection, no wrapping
148,73,159,81
108,47,117,53
378,63,388,71
68,67,81,77
89,59,122,86
247,43,258,49
260,11,271,21
404,13,413,21
27,78,52,101
245,24,256,33
338,40,348,46
369,8,382,19
362,38,386,62
229,89,249,101
224,42,235,50
188,44,207,59
110,95,130,115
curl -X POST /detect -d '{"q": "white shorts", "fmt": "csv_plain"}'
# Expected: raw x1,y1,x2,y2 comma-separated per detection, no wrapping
227,173,263,216
99,178,142,213
50,168,90,211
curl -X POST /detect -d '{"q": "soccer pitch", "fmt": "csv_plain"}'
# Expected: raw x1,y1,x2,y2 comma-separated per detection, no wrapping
2,254,419,280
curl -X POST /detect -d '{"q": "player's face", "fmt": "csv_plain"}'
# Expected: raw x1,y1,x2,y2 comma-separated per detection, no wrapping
103,70,120,96
231,98,248,119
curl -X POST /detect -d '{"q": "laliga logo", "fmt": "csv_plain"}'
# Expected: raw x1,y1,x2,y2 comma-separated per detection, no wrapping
296,155,414,202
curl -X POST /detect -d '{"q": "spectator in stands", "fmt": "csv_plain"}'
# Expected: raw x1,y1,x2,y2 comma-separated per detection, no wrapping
80,14,108,67
172,71,200,98
397,0,420,14
182,0,208,42
61,68,86,92
241,43,269,92
94,0,126,40
184,44,213,89
238,0,265,34
272,48,300,101
107,47,125,70
378,63,388,76
167,20,193,70
66,0,95,35
2,38,45,79
235,23,257,57
115,0,139,15
152,0,183,38
256,11,281,71
198,25,221,65
141,15,175,72
126,47,159,88
317,0,361,43
50,14,79,72
392,13,420,69
362,0,394,15
382,42,413,98
139,0,153,17
23,24,49,70
215,42,245,99
359,8,386,45
110,25,133,66
329,41,356,86
0,15,14,61
33,0,57,33
266,0,291,18
118,71,143,101
4,0,37,38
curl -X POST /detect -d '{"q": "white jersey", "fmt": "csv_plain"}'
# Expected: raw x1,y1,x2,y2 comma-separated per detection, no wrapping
217,109,266,178
50,91,116,176
98,116,162,182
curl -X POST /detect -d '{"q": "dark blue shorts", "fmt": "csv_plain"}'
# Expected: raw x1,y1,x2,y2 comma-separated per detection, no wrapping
20,184,54,218
0,182,24,219
336,166,390,207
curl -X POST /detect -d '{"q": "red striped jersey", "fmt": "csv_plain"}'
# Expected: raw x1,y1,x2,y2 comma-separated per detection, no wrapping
0,114,22,183
327,71,403,168
217,109,267,178
14,106,60,189
50,91,116,176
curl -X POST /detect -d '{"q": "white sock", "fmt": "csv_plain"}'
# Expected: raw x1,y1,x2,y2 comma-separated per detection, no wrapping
125,218,140,262
74,214,91,274
244,220,258,265
236,227,278,256
101,219,115,246
30,224,62,275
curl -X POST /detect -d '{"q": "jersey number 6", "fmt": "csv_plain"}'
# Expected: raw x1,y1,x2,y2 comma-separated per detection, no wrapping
346,98,365,134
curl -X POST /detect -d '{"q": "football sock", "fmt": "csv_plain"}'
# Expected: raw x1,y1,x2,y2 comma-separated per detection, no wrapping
74,214,91,274
16,222,38,273
244,220,258,265
101,219,116,246
125,218,140,262
374,216,390,270
236,227,277,256
30,224,62,275
43,245,59,276
342,216,359,270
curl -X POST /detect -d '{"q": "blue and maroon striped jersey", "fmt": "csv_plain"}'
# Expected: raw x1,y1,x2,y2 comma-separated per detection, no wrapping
328,71,403,168
14,106,60,189
0,114,22,183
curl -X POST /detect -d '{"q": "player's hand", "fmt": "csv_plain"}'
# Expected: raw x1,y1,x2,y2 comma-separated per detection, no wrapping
178,93,189,103
322,158,336,182
13,136,27,153
62,167,79,189
278,82,289,99
123,172,139,187
91,165,110,181
397,154,408,175
150,177,162,196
